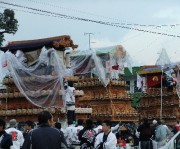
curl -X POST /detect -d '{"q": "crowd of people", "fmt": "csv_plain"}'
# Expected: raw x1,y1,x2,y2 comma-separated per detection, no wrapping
0,111,180,149
136,118,180,149
0,111,117,149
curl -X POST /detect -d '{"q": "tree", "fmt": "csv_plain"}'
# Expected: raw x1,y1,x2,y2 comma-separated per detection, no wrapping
0,9,18,46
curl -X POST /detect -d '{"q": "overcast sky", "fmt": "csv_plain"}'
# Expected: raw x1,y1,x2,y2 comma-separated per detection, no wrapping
0,0,180,66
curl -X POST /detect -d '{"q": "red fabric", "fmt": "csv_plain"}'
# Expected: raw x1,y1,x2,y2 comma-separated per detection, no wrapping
121,140,126,147
112,65,119,70
147,74,161,87
176,125,180,131
118,139,126,147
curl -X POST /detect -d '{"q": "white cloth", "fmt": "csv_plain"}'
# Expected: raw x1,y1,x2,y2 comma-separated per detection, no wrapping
6,127,24,149
94,125,102,135
65,86,75,104
64,125,77,145
111,123,119,133
94,131,117,149
74,126,84,144
152,140,158,149
155,124,170,148
135,129,140,138
38,47,49,65
111,69,119,80
15,50,27,63
76,125,84,134
66,105,76,111
137,74,143,89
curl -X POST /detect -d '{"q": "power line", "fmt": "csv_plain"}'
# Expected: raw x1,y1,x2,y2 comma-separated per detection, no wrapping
24,0,146,27
23,0,180,28
0,5,63,18
0,1,180,39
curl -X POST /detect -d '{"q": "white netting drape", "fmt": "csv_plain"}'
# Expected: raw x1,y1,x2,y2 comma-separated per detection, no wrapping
70,45,132,86
70,49,110,87
1,45,132,107
3,47,67,108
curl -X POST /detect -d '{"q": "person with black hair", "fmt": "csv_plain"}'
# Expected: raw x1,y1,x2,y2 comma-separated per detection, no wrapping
23,121,34,139
64,80,76,122
94,120,117,149
54,122,61,131
0,118,13,149
137,118,152,149
78,119,96,149
172,120,180,135
54,122,69,149
22,111,64,149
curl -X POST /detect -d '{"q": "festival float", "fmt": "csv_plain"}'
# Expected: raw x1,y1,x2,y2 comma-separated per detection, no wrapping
136,64,180,124
69,45,139,122
0,42,139,123
0,35,80,122
135,49,180,124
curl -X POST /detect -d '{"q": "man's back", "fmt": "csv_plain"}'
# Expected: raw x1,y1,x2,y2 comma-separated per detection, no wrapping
64,125,77,145
156,124,169,142
6,127,24,149
22,124,62,149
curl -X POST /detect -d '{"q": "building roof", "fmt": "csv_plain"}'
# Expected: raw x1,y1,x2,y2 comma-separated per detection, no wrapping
138,65,172,75
0,35,78,52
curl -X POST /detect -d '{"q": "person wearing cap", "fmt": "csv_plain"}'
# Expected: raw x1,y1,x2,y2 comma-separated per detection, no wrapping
151,119,157,139
6,119,24,149
151,119,158,149
22,111,64,149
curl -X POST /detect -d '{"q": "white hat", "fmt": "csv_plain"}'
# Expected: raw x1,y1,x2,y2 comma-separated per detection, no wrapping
152,119,157,124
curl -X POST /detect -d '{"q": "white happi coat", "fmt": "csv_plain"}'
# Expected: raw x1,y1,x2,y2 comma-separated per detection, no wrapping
64,124,77,145
94,131,117,149
74,125,84,144
6,127,24,149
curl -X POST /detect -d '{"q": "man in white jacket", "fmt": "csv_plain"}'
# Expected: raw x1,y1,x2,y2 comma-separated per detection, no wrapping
6,119,24,149
94,120,117,149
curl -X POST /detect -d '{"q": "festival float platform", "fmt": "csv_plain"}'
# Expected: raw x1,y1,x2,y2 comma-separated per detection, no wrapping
0,35,78,122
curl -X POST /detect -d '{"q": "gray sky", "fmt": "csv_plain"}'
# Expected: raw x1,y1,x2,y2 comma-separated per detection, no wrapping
0,0,180,66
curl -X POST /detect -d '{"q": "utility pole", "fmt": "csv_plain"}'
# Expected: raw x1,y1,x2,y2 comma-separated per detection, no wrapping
84,32,94,50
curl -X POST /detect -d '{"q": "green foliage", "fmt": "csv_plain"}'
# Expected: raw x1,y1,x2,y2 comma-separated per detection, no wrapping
131,92,141,109
0,9,18,46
